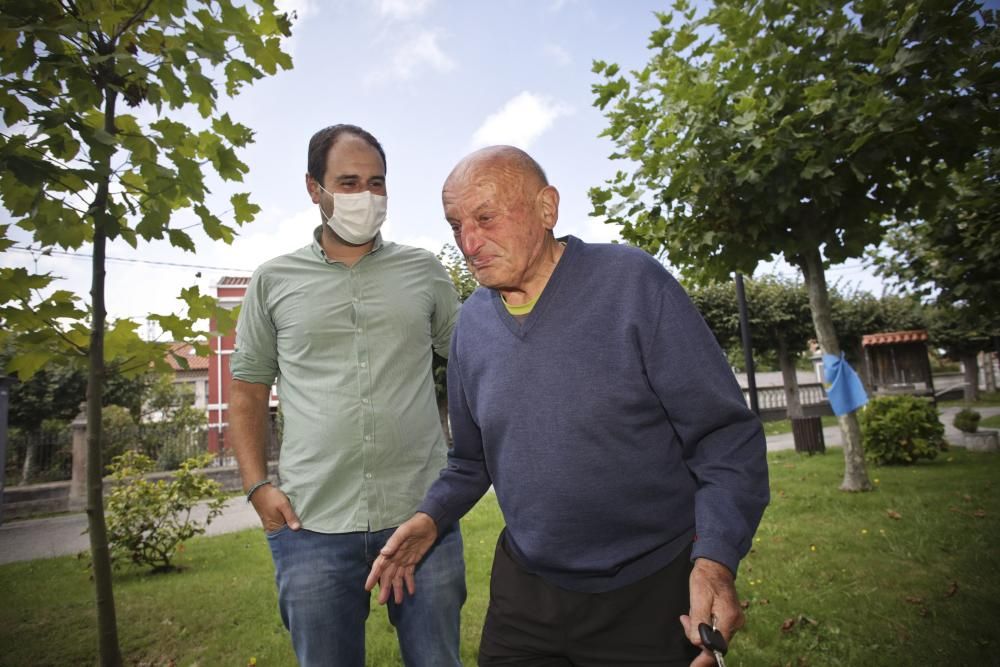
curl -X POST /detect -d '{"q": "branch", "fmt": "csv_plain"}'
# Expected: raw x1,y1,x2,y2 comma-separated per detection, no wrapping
111,0,156,44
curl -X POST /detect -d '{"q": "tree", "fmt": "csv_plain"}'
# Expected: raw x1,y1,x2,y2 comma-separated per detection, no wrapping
591,0,998,491
0,343,149,483
872,147,1000,373
0,2,293,663
433,244,477,445
746,277,815,418
925,301,995,402
689,277,814,418
686,279,740,354
874,149,1000,320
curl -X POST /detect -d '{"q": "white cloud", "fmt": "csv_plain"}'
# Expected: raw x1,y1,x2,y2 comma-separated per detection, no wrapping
544,43,572,67
369,29,456,85
377,0,434,20
397,30,456,77
561,214,623,245
470,92,574,150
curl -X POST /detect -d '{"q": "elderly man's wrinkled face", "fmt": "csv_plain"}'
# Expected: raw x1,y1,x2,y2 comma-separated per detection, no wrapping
443,162,554,292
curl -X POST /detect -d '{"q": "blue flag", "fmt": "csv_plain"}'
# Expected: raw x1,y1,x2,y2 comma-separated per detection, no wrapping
822,353,868,416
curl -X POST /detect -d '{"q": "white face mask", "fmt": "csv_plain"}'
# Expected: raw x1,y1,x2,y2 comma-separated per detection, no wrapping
319,186,388,244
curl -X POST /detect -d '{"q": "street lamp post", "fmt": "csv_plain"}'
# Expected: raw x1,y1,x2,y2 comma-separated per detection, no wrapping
735,274,759,415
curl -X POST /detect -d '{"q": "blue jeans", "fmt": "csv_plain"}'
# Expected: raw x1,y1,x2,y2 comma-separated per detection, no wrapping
267,522,466,667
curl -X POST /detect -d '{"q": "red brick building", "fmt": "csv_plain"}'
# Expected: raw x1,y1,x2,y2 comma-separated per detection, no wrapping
207,276,279,453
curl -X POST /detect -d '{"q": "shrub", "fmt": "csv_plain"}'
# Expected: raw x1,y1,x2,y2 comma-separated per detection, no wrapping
104,450,228,572
101,405,139,473
860,395,946,465
953,408,981,433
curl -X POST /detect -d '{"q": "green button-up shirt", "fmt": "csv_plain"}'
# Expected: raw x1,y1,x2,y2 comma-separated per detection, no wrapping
231,228,460,532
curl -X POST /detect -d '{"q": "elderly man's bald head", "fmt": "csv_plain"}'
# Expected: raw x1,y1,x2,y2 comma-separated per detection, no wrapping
444,145,549,197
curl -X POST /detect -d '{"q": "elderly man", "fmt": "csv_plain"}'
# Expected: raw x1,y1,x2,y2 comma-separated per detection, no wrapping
367,146,769,666
229,124,465,666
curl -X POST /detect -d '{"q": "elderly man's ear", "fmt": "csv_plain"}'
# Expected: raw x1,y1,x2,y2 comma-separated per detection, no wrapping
538,185,560,230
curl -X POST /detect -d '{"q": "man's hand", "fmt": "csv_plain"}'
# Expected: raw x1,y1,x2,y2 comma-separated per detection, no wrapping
250,483,301,533
364,512,438,605
680,558,744,666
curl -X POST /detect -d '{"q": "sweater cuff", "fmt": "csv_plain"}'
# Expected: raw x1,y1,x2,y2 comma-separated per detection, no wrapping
690,534,742,578
416,496,454,531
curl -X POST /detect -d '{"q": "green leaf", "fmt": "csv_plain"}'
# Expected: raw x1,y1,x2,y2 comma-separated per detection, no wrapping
167,228,196,252
230,192,260,224
6,348,53,380
212,113,254,147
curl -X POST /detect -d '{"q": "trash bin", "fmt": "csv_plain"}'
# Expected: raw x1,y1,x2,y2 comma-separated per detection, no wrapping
791,416,825,454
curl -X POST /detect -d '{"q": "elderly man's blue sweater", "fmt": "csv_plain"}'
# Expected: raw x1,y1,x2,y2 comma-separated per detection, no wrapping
419,236,769,593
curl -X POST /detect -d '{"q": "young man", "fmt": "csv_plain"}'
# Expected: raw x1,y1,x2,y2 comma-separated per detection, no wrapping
368,145,770,667
230,125,465,666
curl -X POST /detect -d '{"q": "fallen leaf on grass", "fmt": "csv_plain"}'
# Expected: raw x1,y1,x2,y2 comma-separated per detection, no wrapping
780,615,817,634
919,607,929,617
973,509,986,518
904,596,924,605
886,509,902,520
945,581,959,598
741,600,751,610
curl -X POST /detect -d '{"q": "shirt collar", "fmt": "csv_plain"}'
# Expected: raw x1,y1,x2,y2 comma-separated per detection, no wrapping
311,225,384,263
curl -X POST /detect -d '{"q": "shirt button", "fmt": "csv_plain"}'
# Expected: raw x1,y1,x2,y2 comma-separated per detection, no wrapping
352,297,359,303
365,472,373,479
356,328,363,334
360,361,367,368
364,435,372,441
362,398,370,404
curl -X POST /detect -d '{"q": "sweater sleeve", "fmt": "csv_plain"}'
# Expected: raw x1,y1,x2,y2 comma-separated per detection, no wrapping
417,327,492,528
644,276,770,576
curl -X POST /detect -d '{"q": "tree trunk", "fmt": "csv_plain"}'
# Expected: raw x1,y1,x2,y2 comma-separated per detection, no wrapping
800,247,872,492
85,86,123,667
777,337,804,419
961,352,980,403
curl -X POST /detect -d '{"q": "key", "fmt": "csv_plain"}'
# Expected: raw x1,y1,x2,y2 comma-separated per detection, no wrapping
698,621,728,666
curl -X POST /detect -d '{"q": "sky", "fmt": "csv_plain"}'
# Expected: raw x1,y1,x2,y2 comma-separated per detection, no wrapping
3,0,891,334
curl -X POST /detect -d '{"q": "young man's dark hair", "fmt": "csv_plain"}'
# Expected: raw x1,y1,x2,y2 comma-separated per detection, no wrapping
307,124,387,183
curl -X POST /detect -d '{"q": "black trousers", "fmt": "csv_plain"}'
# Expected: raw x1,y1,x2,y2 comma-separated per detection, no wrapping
479,531,700,666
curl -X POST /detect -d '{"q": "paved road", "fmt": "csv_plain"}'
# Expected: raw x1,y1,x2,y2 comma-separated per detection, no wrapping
2,406,997,566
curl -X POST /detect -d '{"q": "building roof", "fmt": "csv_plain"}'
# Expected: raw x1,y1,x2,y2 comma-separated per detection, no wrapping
862,330,929,347
165,342,210,371
217,275,251,286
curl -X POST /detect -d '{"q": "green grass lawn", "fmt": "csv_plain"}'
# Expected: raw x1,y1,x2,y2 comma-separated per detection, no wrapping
762,415,838,437
939,390,1000,408
979,414,1000,429
1,447,997,666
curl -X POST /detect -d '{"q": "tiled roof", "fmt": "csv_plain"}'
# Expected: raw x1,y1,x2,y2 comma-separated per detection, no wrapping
217,275,251,286
862,330,929,346
165,342,210,371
